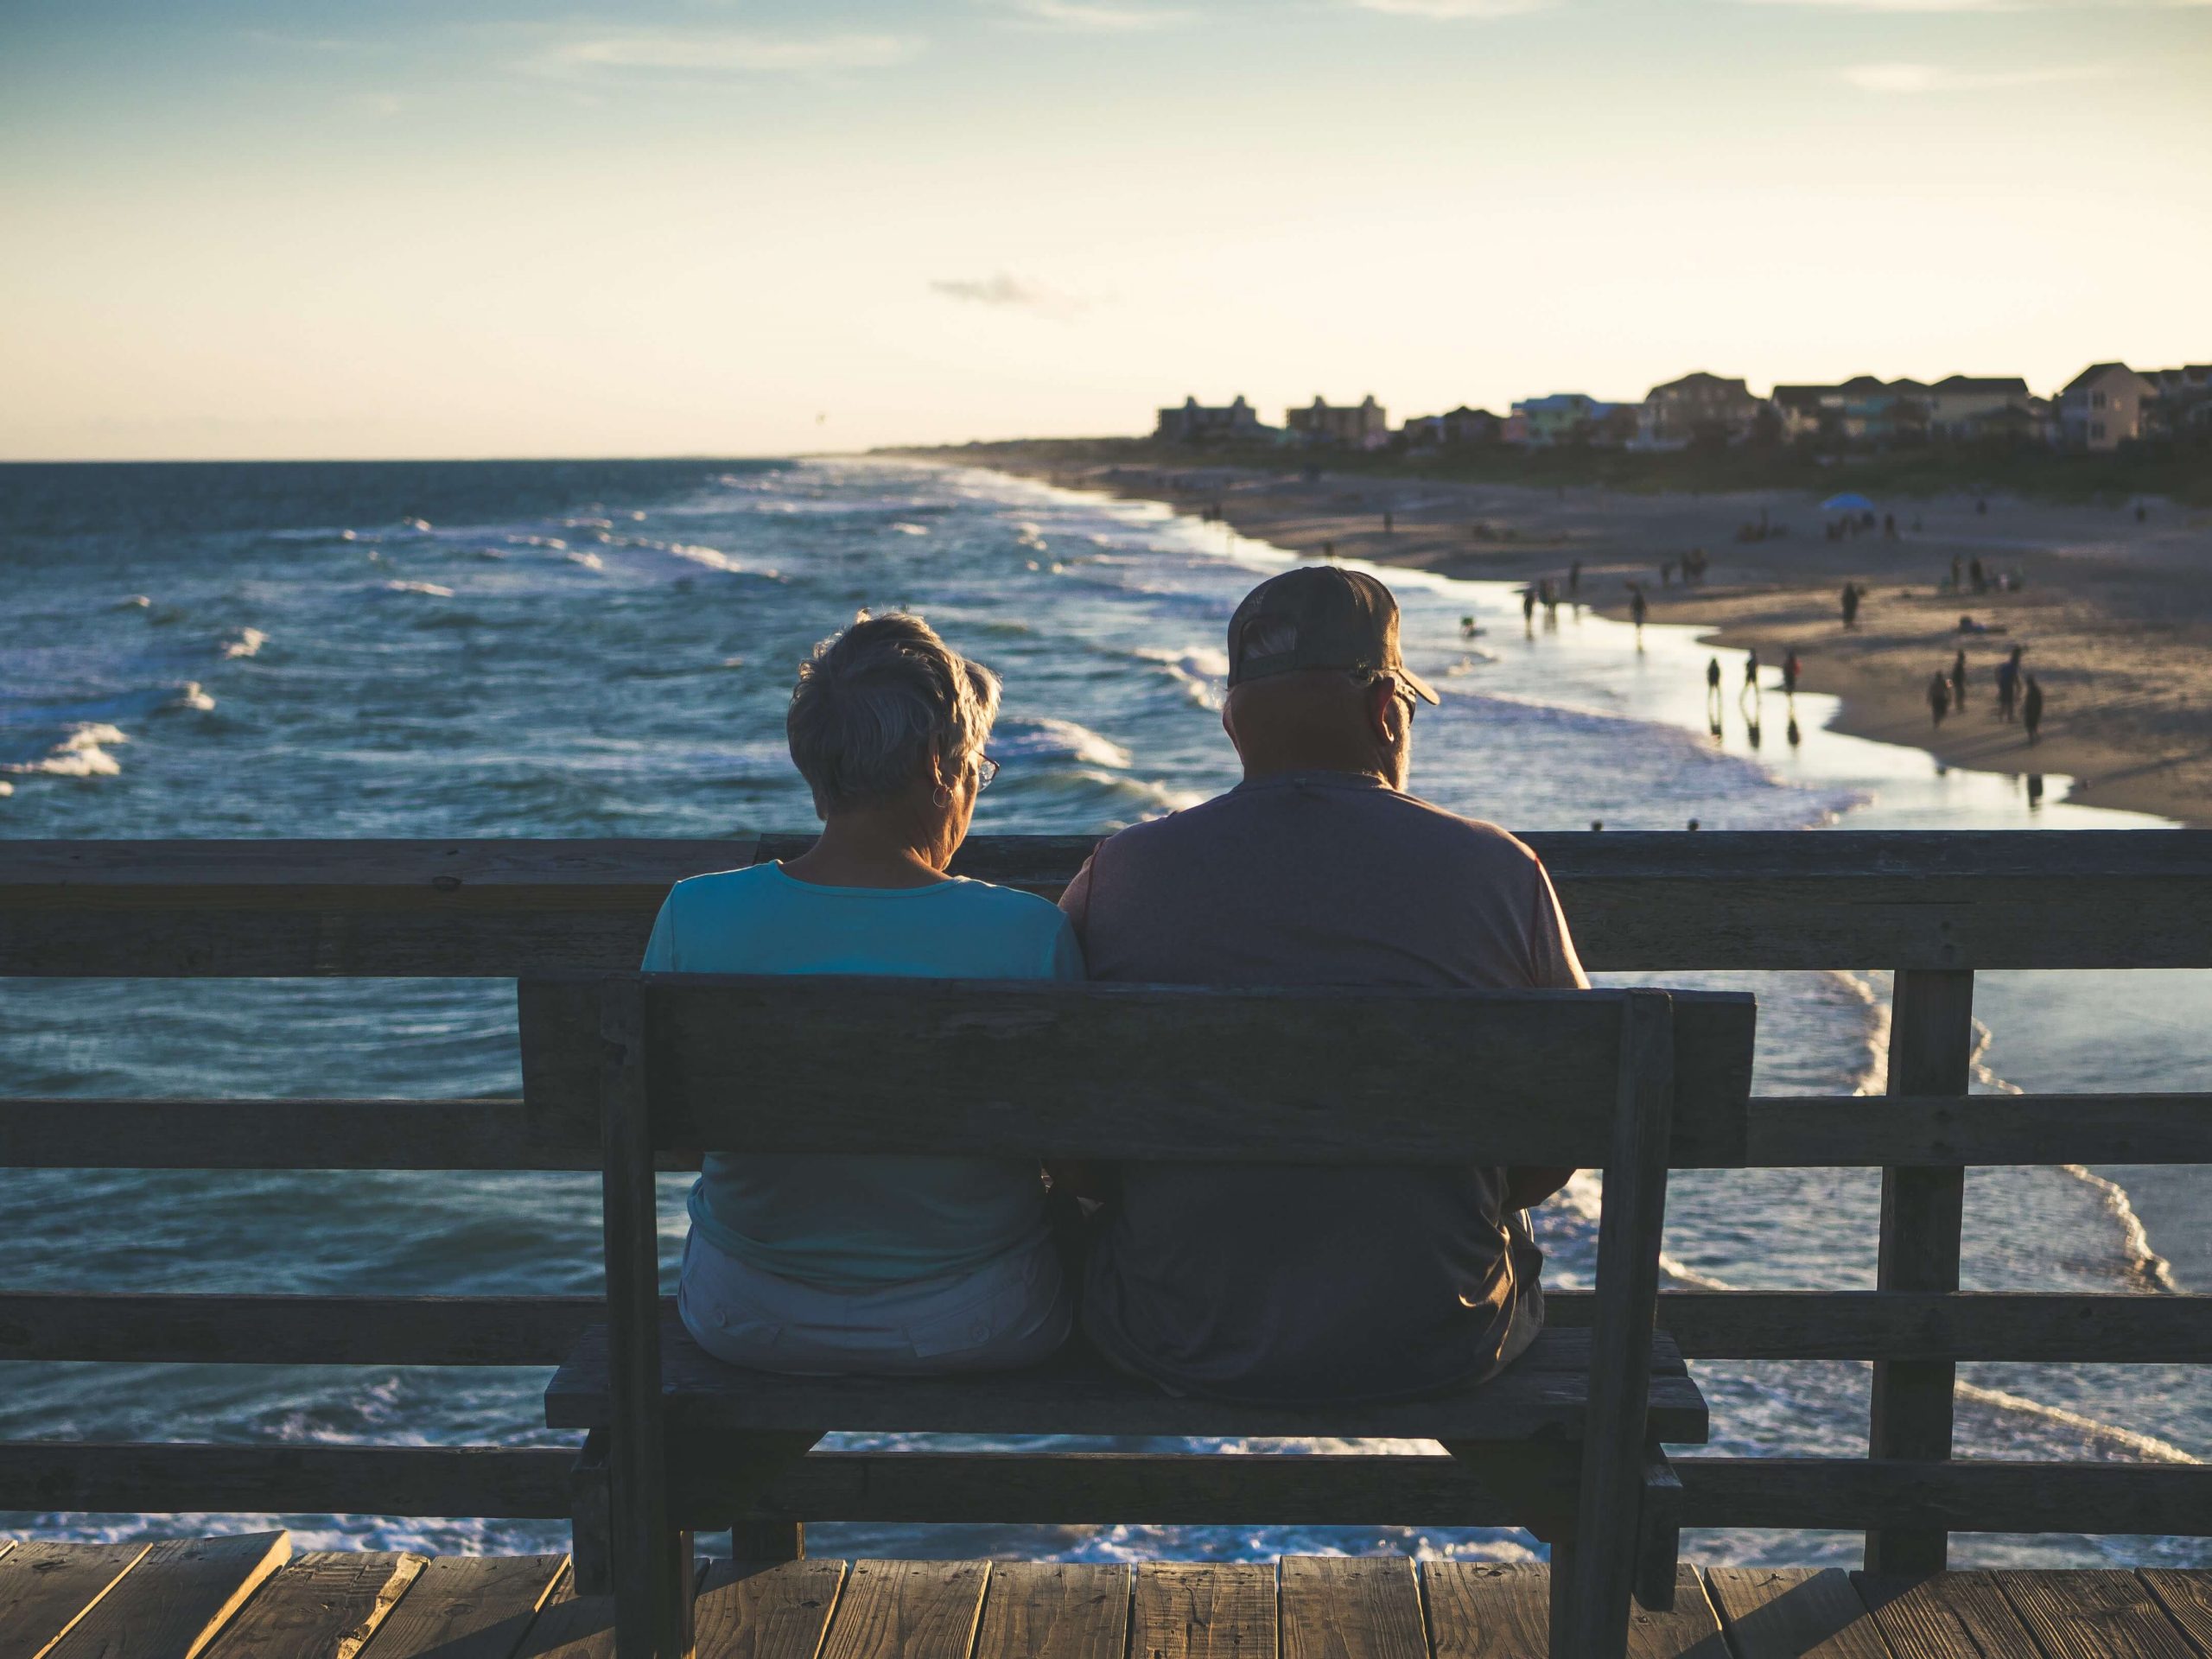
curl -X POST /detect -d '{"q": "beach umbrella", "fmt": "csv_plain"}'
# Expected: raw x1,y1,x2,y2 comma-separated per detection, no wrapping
1821,493,1876,512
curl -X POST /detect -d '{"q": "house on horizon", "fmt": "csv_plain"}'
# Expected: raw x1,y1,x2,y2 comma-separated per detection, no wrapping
1925,375,2032,440
1770,384,1841,442
1154,395,1268,444
1399,405,1503,448
2058,363,2157,450
2143,365,2212,437
1287,395,1389,449
1638,372,1763,447
1510,392,1631,447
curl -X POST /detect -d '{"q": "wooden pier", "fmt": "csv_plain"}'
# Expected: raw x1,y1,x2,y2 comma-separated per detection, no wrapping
4,1536,2210,1659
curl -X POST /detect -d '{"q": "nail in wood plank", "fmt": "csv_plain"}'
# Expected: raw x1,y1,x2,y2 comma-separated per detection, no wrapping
1995,1571,2197,1659
1853,1572,2043,1658
811,1561,989,1659
357,1555,570,1659
1280,1557,1424,1659
0,1542,150,1659
45,1532,292,1659
1423,1562,1728,1658
199,1552,425,1659
2139,1572,2212,1656
695,1559,848,1659
1706,1567,1894,1659
1130,1563,1276,1659
971,1562,1127,1659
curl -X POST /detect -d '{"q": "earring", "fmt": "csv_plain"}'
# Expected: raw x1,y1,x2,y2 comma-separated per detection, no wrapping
931,784,952,808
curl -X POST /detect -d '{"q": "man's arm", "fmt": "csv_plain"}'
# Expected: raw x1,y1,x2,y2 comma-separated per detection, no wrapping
1505,855,1588,1211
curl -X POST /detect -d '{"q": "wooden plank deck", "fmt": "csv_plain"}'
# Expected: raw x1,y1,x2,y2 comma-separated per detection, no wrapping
0,1539,2204,1659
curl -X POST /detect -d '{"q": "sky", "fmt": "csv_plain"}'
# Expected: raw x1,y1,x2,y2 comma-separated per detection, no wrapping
2,0,2208,460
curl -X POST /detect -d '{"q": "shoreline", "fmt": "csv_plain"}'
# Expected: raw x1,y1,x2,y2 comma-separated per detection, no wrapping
924,448,2212,828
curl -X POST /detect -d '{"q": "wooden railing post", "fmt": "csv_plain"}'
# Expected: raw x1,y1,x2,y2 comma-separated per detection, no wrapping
1866,968,1975,1575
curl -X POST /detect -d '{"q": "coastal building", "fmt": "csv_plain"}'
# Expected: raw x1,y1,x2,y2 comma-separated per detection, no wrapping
1770,385,1841,442
1286,395,1389,449
1154,395,1267,444
2058,363,2158,450
1925,375,2031,439
1509,392,1631,447
1834,376,1930,446
2143,365,2212,437
1637,372,1763,447
1398,405,1503,448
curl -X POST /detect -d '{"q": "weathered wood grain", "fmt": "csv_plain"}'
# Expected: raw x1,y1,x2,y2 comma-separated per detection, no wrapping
811,1561,988,1659
519,976,1757,1166
1997,1570,2200,1659
971,1563,1128,1659
0,1541,150,1659
1422,1563,1729,1659
1867,969,1975,1577
13,1288,2205,1368
0,1442,574,1519
2139,1571,2212,1656
198,1551,424,1659
45,1531,291,1659
1853,1572,2046,1659
1706,1567,1894,1659
546,1320,1708,1442
354,1555,570,1659
1277,1557,1424,1659
10,831,2212,972
1129,1562,1275,1659
693,1560,847,1659
1675,1459,2212,1537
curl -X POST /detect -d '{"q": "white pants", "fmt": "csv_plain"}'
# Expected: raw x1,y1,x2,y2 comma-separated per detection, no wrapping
677,1229,1071,1376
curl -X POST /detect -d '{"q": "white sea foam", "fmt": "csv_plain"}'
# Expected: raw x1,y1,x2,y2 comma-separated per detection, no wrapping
382,580,454,598
115,594,152,610
220,627,267,659
3,723,129,777
993,717,1134,771
401,516,432,532
890,522,930,537
565,550,606,571
168,683,217,712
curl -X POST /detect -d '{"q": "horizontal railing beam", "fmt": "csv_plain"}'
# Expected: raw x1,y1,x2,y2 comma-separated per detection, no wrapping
7,1094,2209,1170
5,1442,2202,1537
6,1291,2205,1366
7,831,2212,972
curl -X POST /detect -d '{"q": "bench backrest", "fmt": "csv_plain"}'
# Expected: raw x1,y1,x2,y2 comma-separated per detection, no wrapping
518,976,1758,1164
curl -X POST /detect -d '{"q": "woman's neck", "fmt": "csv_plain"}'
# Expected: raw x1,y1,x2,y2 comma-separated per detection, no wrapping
779,810,950,890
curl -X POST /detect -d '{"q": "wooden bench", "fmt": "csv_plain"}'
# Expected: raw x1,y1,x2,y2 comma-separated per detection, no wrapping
519,973,1759,1659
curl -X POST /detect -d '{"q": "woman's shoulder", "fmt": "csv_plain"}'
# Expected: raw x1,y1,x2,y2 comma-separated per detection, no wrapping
663,864,779,911
943,876,1069,931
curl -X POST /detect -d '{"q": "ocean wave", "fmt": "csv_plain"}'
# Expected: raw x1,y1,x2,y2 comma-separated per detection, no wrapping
891,522,930,537
993,716,1133,771
565,550,606,572
3,722,128,777
168,682,216,712
115,594,151,610
220,627,267,659
381,580,454,598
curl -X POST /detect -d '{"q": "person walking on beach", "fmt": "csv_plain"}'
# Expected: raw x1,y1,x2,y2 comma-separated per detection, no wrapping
1783,651,1801,696
1840,582,1860,628
1998,645,2024,722
1630,585,1648,634
1928,669,1951,728
1522,586,1536,632
1951,648,1967,708
2024,675,2044,744
1060,565,1585,1404
1568,561,1582,601
1706,656,1724,730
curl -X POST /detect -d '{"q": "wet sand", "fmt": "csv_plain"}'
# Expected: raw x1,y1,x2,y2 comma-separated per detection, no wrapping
952,451,2212,826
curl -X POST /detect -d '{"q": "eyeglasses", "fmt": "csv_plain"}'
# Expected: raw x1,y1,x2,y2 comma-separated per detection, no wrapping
974,754,1000,792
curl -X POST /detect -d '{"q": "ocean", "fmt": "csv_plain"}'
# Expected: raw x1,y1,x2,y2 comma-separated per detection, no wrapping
1,456,2203,1568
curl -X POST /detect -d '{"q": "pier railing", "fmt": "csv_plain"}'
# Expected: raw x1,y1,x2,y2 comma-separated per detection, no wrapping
3,831,2209,1567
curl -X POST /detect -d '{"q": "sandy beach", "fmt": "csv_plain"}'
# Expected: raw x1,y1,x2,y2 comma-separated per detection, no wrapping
944,448,2212,827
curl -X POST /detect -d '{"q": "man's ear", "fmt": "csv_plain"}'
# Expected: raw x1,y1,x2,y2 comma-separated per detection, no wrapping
1367,679,1402,744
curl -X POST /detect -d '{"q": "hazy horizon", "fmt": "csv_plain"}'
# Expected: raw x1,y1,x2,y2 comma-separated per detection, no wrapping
5,0,2208,461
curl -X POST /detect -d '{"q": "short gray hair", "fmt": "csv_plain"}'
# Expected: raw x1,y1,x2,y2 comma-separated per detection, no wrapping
787,612,1001,814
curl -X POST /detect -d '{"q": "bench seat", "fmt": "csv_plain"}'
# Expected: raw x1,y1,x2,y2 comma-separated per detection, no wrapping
546,1319,1708,1443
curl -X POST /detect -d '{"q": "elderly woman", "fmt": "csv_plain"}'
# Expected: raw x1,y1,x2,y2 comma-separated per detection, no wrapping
643,612,1080,1374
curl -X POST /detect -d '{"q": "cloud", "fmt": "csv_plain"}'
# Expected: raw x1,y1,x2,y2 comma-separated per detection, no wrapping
998,0,1192,29
1839,59,2113,90
1346,0,1556,15
928,275,1087,318
530,31,923,78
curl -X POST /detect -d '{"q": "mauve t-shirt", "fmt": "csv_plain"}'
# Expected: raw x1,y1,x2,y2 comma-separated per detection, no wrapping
1059,770,1588,1403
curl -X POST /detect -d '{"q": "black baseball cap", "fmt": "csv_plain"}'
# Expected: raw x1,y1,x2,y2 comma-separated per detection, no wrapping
1224,566,1439,703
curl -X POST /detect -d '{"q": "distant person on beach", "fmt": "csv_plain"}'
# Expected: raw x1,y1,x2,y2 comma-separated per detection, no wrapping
1998,645,2023,722
1630,586,1648,632
2024,675,2044,743
1929,670,1951,728
1783,652,1801,696
1706,656,1724,729
1522,586,1536,630
1840,582,1860,628
1952,648,1967,707
1568,561,1582,601
1060,566,1585,1403
645,612,1077,1376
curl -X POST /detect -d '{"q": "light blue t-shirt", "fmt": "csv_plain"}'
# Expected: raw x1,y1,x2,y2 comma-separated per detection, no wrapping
641,862,1084,1289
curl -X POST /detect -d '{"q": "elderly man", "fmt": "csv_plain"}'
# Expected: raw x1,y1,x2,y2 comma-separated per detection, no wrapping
1062,567,1586,1402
